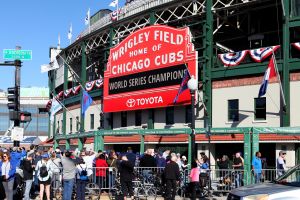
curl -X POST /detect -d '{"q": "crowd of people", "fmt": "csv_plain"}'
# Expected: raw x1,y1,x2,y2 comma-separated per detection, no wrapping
0,144,289,200
0,145,194,200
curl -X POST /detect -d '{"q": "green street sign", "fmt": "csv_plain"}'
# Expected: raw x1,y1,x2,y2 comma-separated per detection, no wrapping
3,49,32,60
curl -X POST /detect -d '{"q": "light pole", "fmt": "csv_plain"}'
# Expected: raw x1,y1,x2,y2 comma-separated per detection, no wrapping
187,75,197,160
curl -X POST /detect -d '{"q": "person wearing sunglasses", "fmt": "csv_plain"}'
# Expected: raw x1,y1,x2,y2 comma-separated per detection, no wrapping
0,152,16,200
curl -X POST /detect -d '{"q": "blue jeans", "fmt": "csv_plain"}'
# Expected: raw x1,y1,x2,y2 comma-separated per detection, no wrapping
142,170,151,183
63,179,74,200
235,172,242,188
254,173,262,184
24,180,33,200
109,171,115,188
76,180,86,200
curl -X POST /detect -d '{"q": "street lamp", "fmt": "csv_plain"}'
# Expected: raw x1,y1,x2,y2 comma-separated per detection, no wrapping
187,75,197,160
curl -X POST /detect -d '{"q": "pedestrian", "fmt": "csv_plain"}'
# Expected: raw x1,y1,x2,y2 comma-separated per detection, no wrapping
0,151,16,200
49,151,62,190
232,152,243,188
163,150,170,160
140,149,156,182
125,147,136,166
252,151,263,183
181,156,188,170
156,152,166,168
35,153,52,200
22,152,35,200
107,151,118,187
75,157,89,200
176,153,182,170
95,153,108,190
164,155,180,200
189,161,199,200
118,155,134,200
217,155,229,178
33,150,42,193
61,151,76,200
276,150,287,177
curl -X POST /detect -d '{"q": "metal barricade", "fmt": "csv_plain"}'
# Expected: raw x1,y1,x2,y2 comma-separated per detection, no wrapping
50,167,118,199
48,166,283,198
251,169,280,184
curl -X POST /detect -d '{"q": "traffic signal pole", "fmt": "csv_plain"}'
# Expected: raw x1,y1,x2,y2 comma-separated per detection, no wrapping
0,60,22,147
14,60,21,127
14,60,21,147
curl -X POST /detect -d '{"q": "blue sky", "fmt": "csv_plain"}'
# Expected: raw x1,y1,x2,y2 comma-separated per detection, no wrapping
0,0,125,90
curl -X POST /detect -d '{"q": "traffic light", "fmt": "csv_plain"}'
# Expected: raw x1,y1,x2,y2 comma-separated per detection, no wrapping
7,87,18,110
19,111,31,123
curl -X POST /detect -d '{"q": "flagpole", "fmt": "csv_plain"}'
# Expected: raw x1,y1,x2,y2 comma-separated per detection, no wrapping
88,8,91,34
54,49,103,113
272,50,287,112
117,1,119,20
69,23,72,45
58,33,61,50
51,93,83,126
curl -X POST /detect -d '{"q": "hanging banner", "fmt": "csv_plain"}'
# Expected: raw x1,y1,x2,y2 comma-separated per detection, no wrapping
103,25,197,112
249,45,280,62
218,50,248,67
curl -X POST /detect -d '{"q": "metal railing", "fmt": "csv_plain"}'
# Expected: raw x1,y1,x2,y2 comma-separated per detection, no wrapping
31,167,282,198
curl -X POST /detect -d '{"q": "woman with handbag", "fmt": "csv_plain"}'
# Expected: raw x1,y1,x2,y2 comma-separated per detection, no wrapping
0,151,16,200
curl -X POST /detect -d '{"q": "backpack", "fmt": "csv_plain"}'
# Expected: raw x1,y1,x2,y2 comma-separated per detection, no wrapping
79,165,88,181
39,162,48,178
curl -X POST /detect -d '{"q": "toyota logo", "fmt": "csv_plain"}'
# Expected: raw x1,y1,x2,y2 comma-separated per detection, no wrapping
126,99,136,107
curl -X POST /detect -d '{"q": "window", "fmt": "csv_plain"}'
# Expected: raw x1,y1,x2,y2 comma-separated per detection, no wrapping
69,118,73,133
107,113,113,129
76,116,79,132
166,107,174,125
121,112,127,127
255,97,266,120
185,105,192,124
57,121,60,133
135,110,142,126
90,114,94,130
228,99,239,121
147,109,155,129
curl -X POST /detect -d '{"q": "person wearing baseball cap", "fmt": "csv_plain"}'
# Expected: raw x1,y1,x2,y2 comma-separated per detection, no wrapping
276,150,287,177
23,153,35,200
35,152,52,200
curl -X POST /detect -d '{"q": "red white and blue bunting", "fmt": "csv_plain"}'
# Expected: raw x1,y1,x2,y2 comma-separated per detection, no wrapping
64,89,72,97
249,45,280,62
110,9,122,21
95,77,103,88
218,50,248,67
292,42,300,51
58,91,64,98
72,85,81,94
85,80,96,92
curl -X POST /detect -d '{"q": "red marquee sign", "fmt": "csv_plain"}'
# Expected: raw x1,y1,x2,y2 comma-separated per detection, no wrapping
103,25,197,112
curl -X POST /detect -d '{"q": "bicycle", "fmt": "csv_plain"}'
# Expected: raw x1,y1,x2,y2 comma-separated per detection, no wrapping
133,180,157,200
